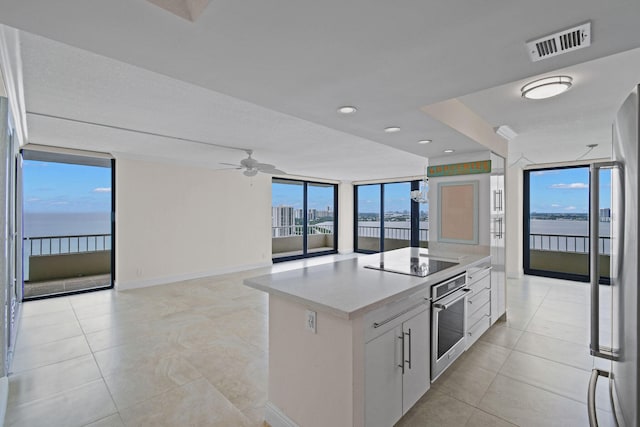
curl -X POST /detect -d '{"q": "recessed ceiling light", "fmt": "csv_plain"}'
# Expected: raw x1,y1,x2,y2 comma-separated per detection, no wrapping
521,75,573,100
418,139,432,144
443,149,455,153
337,106,357,114
384,126,401,133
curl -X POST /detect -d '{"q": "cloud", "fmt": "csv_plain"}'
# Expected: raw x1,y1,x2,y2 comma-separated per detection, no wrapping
532,170,560,176
551,204,561,208
564,206,577,211
549,183,588,189
93,187,112,193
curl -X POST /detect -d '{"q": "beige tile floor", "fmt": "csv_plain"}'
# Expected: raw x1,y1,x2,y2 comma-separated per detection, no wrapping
6,256,618,427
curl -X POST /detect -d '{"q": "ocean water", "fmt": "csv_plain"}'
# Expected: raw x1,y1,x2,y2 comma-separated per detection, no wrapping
24,212,111,238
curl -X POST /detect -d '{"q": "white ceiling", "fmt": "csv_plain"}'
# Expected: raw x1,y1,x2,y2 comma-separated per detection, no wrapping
1,0,640,180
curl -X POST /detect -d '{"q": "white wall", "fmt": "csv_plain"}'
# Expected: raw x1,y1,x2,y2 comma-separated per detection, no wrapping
115,157,272,289
506,165,523,277
338,181,354,253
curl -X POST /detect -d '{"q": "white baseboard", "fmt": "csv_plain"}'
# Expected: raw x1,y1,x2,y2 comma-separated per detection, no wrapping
0,376,8,427
264,402,299,427
338,248,354,254
114,261,272,291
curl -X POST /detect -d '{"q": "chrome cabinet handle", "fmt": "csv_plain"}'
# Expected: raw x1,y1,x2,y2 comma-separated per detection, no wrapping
398,334,405,374
373,300,427,329
405,328,412,370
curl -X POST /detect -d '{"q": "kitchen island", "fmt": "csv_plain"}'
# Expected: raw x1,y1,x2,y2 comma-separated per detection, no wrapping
244,247,491,427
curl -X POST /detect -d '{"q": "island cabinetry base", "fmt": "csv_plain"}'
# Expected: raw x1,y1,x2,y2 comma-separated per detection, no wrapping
266,295,366,427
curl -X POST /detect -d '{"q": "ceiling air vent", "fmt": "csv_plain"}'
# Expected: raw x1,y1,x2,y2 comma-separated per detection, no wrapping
526,22,591,62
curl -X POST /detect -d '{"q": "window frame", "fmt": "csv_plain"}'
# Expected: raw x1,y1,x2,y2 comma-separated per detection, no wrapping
271,177,338,262
353,180,423,254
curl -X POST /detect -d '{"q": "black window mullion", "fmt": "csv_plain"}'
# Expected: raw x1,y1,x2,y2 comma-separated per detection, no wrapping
410,180,419,247
380,184,385,253
303,182,308,255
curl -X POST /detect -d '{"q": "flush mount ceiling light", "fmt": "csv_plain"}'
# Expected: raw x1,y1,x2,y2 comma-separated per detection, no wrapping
337,106,357,114
521,75,573,100
418,139,432,144
384,126,401,133
443,149,455,153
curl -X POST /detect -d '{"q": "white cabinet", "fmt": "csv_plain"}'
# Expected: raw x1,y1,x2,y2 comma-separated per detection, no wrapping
402,309,430,413
364,297,430,427
466,266,492,349
490,153,506,323
365,325,403,427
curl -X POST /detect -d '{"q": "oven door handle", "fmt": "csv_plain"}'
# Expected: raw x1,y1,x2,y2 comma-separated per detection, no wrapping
433,289,470,311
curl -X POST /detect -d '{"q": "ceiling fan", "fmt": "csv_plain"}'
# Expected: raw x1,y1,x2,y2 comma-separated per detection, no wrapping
220,150,286,177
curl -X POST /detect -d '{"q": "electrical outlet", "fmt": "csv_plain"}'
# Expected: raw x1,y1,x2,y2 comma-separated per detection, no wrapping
305,310,317,333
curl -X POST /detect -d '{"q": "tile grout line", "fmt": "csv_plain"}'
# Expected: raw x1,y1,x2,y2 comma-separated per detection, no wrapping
70,293,123,425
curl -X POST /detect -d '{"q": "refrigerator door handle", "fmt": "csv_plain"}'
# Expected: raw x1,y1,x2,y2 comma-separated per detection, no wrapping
588,368,611,427
589,162,622,361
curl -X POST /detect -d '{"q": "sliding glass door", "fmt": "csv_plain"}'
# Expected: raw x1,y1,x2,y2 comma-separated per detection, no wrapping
272,178,337,261
21,150,114,299
355,180,427,253
524,165,611,283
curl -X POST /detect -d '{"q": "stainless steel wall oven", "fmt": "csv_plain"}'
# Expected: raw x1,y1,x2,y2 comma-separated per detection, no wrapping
431,272,468,380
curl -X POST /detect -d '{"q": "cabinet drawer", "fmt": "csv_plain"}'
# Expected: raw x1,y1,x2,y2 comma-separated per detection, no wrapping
468,299,490,329
467,272,491,296
364,289,430,343
466,315,491,349
467,265,491,285
468,287,490,316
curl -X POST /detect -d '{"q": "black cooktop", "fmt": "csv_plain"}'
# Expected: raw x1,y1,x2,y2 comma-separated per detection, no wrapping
364,254,458,277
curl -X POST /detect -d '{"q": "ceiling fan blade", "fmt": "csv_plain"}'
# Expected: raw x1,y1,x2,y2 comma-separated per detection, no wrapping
261,168,287,175
255,162,276,170
219,162,242,167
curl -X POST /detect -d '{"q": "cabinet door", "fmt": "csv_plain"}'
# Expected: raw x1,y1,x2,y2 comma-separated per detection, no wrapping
402,308,430,414
365,325,403,427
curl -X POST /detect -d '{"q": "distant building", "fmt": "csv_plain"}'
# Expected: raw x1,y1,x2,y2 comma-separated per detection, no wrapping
600,208,611,222
272,206,295,236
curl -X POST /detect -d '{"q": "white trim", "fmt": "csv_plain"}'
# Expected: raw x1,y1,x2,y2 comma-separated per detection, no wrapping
0,376,8,427
115,261,272,291
338,248,354,254
523,157,610,170
264,402,299,427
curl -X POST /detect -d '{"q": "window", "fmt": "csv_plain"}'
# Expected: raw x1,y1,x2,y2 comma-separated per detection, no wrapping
272,178,337,261
354,180,427,253
21,150,115,299
524,166,611,283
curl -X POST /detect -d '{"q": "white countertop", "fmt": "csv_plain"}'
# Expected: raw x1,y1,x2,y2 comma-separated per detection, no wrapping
244,248,490,319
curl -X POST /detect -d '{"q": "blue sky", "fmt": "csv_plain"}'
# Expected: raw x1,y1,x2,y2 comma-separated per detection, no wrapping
23,160,112,213
529,167,610,213
272,182,335,211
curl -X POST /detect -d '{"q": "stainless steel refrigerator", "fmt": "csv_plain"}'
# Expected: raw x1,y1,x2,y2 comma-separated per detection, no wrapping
588,85,640,426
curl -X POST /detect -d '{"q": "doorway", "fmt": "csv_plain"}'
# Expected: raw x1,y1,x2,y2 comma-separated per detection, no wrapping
21,150,115,299
523,165,611,283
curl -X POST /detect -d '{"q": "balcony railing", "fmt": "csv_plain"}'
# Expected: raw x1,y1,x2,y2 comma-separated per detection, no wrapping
529,233,610,255
272,224,334,237
357,226,429,241
25,234,112,256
